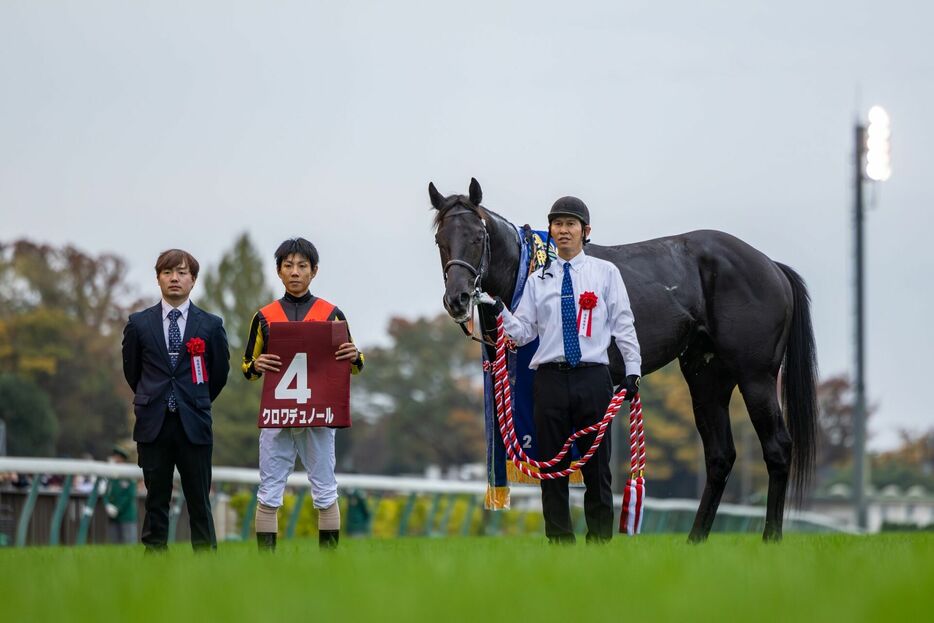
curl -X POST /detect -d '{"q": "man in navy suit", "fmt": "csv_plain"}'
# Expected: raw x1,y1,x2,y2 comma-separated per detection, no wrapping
122,249,230,551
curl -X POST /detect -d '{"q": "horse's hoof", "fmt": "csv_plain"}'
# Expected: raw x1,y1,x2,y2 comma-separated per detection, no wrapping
762,530,783,543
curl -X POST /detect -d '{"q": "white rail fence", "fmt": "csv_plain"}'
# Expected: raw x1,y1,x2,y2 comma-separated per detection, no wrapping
0,457,857,546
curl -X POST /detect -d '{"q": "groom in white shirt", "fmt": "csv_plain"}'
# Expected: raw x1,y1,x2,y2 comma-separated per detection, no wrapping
481,197,641,544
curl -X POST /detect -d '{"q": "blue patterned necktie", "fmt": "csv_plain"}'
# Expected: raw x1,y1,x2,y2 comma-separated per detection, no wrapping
561,263,581,367
167,309,182,411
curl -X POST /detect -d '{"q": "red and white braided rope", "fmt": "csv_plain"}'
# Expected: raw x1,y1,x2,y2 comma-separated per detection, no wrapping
491,315,642,481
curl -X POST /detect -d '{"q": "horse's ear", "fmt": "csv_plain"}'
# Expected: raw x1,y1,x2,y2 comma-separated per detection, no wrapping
428,182,445,210
469,178,482,206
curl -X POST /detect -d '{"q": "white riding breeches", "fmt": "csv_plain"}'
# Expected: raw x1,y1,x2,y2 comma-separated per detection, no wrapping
257,427,338,509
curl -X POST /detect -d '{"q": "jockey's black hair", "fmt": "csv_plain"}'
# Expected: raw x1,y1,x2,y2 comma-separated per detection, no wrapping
275,238,319,270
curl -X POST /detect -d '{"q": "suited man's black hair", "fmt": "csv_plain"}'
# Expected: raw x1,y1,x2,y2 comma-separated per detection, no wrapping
275,238,319,270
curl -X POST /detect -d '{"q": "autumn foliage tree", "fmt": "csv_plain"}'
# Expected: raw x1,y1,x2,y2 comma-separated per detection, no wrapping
197,233,272,466
0,373,57,455
346,314,486,474
636,363,768,502
0,240,139,457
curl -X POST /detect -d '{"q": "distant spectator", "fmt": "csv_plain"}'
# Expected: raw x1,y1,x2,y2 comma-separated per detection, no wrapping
345,489,371,537
74,453,97,494
44,474,65,488
104,447,138,544
8,473,30,489
0,471,26,488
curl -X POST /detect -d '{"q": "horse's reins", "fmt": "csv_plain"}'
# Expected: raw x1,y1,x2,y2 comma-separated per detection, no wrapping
490,314,637,477
441,208,495,347
489,311,647,534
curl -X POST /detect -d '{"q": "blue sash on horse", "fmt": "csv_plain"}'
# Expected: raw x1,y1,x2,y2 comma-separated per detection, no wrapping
482,227,584,510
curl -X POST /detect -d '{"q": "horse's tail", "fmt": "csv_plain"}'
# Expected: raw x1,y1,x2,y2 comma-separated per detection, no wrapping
776,262,819,505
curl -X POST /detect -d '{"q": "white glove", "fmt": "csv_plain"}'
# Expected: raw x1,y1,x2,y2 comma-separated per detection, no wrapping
472,291,504,313
473,290,495,305
106,503,119,519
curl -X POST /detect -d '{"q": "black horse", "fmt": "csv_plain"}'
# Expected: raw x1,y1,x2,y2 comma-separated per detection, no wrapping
429,178,818,543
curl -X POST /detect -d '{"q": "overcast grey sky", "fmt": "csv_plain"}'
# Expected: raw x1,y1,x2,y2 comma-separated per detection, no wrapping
2,1,932,450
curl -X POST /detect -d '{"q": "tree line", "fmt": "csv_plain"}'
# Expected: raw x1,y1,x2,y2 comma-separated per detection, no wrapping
1,235,931,502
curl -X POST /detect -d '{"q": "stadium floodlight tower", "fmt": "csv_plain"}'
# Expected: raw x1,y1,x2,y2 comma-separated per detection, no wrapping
853,105,891,531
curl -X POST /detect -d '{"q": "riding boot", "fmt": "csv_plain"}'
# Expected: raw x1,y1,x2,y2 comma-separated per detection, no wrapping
319,529,339,550
256,532,277,552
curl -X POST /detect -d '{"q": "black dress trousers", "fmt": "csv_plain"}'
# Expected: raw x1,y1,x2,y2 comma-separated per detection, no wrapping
533,364,614,543
137,410,216,550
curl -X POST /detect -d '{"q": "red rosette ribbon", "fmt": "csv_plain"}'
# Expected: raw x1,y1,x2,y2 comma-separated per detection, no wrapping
186,338,209,384
577,291,598,337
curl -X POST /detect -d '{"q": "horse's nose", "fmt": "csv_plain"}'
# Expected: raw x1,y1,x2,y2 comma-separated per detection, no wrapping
444,291,471,317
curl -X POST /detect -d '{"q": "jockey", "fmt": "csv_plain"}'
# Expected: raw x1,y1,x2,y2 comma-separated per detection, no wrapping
242,237,364,551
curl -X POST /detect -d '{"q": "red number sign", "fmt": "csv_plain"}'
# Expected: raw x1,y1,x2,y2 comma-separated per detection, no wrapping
257,321,352,428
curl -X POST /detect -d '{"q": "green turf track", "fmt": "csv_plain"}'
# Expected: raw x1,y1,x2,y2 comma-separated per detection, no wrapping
1,534,932,622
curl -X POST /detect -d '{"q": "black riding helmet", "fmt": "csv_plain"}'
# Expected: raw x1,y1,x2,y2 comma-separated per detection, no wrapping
539,197,590,280
548,196,590,226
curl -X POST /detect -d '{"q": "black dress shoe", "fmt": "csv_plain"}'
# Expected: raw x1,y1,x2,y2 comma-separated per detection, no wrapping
546,534,577,545
585,533,611,545
256,532,277,552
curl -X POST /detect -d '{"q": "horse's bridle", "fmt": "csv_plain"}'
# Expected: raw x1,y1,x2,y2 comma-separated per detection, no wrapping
441,208,495,346
442,209,491,289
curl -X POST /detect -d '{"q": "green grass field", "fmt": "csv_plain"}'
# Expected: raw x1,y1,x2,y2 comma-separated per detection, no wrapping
2,534,932,622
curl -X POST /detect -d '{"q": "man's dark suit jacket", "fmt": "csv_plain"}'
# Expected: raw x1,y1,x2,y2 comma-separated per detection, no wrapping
122,302,230,445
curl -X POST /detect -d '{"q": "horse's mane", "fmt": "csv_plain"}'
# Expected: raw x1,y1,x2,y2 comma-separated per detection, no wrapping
432,195,489,229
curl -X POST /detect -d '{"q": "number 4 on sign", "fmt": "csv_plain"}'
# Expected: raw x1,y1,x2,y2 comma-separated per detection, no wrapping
275,353,312,404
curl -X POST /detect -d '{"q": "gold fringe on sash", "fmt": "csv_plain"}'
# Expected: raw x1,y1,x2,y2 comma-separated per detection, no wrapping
507,460,585,486
484,485,511,510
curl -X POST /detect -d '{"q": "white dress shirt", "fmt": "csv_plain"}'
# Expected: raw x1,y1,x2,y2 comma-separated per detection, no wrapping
161,298,191,354
500,250,642,375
